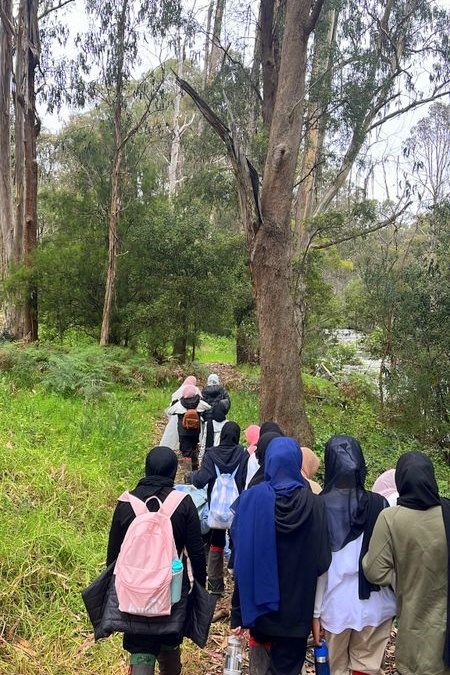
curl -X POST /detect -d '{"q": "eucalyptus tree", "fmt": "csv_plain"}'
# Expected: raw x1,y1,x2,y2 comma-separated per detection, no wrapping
71,0,183,346
176,0,449,443
403,103,450,208
179,0,325,443
0,0,40,340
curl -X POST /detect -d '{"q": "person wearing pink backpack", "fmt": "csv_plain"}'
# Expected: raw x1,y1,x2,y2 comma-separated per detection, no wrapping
106,446,207,675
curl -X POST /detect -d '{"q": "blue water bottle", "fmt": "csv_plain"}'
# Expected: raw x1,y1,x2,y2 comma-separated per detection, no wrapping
314,639,331,675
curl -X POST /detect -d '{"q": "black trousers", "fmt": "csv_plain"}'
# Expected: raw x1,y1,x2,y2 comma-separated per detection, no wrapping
250,634,307,675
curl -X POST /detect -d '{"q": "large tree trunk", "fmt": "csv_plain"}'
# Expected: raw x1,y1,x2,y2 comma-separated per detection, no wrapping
254,0,318,443
0,0,14,277
177,0,324,444
1,0,40,340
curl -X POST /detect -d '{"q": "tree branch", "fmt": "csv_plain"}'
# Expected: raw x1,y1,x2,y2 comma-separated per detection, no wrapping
0,5,15,39
308,0,326,34
367,88,450,133
311,202,412,250
39,0,75,21
174,74,263,241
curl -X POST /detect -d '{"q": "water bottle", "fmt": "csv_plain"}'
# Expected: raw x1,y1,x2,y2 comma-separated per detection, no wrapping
314,639,331,675
170,559,183,604
223,635,243,675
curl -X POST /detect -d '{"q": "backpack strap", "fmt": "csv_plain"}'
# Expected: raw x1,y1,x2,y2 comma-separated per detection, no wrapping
159,490,187,518
118,489,186,518
213,463,238,479
118,490,151,517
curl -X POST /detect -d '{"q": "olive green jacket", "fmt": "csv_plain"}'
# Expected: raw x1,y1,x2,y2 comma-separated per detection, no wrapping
363,505,450,675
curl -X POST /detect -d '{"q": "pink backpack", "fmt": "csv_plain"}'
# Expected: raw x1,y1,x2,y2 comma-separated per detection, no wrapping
114,490,186,617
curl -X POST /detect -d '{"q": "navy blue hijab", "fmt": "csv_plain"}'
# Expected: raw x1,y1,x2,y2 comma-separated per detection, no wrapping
232,437,306,626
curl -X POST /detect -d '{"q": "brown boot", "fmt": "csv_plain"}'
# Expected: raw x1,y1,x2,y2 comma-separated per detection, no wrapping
207,548,224,595
157,647,182,675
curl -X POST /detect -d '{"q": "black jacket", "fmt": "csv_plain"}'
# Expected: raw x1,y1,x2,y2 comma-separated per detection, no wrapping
201,384,231,421
105,484,206,651
231,488,331,639
191,443,248,499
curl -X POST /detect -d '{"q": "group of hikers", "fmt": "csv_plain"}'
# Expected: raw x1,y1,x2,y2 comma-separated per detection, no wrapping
97,373,450,675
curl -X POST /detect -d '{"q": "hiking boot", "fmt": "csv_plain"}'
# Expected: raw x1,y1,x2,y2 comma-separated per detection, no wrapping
207,548,224,595
157,647,182,675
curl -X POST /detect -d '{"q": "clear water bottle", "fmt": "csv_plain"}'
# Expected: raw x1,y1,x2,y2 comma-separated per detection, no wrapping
314,639,331,675
223,635,243,675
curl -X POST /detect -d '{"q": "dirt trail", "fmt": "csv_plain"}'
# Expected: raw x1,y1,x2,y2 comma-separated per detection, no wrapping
153,364,399,674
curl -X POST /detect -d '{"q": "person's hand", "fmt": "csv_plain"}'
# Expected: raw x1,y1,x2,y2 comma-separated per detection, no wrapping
312,617,324,646
231,626,249,640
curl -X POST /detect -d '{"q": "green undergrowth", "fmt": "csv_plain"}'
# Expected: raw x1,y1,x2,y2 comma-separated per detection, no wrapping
0,344,447,674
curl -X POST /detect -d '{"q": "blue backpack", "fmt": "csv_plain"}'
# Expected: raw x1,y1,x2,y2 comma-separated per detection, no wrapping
175,484,210,535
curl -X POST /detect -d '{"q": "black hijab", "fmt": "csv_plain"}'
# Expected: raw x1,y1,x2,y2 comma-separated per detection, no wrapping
259,421,284,437
395,451,450,666
219,421,241,446
320,434,387,600
321,434,369,550
396,451,441,509
139,446,178,492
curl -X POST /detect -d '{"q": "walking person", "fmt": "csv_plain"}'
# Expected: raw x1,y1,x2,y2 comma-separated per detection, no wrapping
244,424,260,488
160,376,200,450
191,421,247,595
166,385,210,471
201,373,231,449
313,434,396,675
363,451,450,675
106,446,207,675
246,421,284,489
231,436,332,675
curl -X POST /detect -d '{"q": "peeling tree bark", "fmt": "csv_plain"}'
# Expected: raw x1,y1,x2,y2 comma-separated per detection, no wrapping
0,0,39,340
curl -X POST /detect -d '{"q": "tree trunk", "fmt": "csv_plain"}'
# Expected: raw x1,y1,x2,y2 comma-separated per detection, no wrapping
172,335,187,363
22,0,39,341
296,3,338,247
100,141,122,346
177,0,324,444
0,0,13,277
207,0,226,83
168,36,187,200
99,0,127,346
1,0,40,340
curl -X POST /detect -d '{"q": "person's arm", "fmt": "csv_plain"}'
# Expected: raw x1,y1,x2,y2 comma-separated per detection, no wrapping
362,510,395,586
192,453,214,489
312,572,328,645
183,498,207,587
106,503,127,566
